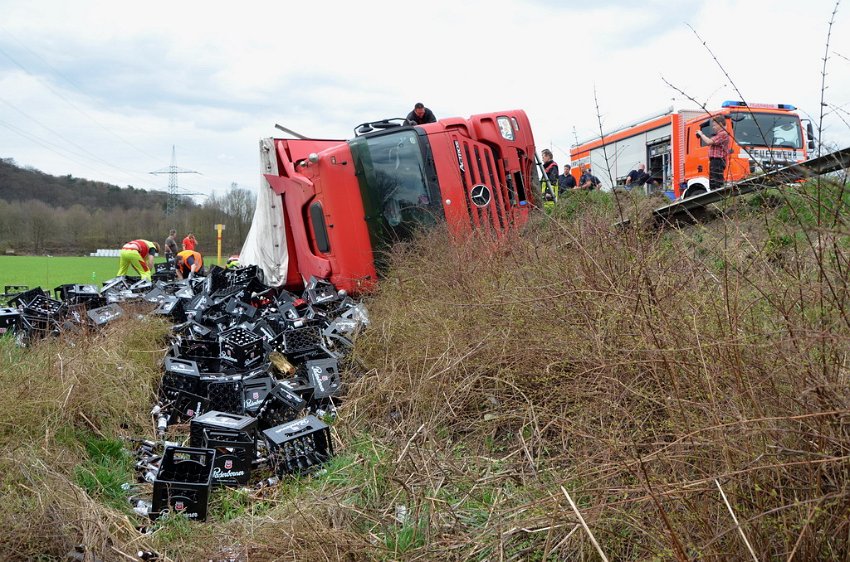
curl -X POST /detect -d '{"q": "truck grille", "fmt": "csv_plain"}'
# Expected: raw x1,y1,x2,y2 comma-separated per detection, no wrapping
454,137,511,231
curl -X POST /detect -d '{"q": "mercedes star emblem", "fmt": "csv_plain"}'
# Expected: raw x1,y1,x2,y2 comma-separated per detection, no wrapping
470,184,492,207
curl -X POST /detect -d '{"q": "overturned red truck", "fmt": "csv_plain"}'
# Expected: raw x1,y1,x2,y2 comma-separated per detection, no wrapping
240,111,539,294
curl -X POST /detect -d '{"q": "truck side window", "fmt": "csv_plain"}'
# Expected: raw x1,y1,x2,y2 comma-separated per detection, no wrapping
699,123,713,147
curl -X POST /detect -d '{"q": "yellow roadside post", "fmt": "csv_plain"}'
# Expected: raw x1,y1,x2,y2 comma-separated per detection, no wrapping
214,224,225,265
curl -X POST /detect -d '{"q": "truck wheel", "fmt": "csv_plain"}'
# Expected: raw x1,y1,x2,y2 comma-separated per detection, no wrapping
685,185,707,199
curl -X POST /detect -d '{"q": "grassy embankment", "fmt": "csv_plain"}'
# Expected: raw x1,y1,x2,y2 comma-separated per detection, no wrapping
1,181,849,560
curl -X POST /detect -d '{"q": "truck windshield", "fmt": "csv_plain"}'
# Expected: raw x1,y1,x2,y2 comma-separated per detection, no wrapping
730,111,802,149
349,129,444,259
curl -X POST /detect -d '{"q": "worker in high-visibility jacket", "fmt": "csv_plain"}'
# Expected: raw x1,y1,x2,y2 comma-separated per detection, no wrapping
175,249,204,280
225,255,240,269
117,239,159,281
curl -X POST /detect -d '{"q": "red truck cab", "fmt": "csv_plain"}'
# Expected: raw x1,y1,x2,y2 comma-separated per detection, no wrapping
255,110,538,294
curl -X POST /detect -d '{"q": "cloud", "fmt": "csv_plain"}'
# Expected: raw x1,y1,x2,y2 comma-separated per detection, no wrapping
0,0,848,199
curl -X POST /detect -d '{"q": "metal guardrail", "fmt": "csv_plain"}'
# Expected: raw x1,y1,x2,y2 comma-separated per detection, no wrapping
650,146,850,227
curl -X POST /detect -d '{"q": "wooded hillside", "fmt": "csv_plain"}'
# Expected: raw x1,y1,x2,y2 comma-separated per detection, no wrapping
0,158,255,256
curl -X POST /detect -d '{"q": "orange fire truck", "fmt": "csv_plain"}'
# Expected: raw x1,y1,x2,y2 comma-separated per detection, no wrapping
569,101,815,199
240,111,539,294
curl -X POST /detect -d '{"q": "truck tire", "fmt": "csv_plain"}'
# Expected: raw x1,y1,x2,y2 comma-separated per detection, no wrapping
684,184,707,199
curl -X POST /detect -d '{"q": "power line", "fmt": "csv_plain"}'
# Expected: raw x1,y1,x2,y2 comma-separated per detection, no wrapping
0,118,159,189
0,26,164,166
150,146,200,215
0,95,159,187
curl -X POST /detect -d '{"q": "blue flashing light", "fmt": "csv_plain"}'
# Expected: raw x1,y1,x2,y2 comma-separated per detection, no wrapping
721,100,797,111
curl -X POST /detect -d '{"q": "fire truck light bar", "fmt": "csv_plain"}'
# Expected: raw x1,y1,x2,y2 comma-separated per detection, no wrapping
721,100,797,111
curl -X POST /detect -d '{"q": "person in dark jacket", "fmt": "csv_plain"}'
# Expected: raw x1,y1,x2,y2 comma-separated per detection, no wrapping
558,164,577,195
625,164,650,190
405,102,436,125
579,168,600,190
541,149,559,184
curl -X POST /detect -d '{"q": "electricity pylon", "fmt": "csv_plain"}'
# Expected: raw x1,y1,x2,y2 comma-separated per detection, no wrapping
151,146,200,216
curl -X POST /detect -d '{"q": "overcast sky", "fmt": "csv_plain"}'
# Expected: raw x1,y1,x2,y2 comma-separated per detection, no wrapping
0,0,848,201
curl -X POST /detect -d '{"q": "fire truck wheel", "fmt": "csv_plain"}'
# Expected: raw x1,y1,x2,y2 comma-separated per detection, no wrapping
685,185,707,199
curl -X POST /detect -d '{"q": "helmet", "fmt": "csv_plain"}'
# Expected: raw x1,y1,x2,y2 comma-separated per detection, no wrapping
225,255,240,269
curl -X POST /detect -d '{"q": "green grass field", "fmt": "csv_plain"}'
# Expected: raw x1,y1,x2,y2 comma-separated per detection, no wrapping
0,256,170,291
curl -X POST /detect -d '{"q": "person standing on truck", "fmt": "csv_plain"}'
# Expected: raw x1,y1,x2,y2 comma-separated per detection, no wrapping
117,239,158,282
405,103,436,125
697,115,731,191
558,164,576,195
164,229,178,265
578,168,600,190
625,164,649,191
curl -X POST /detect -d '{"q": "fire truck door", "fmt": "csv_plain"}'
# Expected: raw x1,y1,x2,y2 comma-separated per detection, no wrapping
647,139,671,193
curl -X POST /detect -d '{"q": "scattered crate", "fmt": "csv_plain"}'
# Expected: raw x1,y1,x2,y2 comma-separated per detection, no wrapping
262,415,333,476
152,446,216,521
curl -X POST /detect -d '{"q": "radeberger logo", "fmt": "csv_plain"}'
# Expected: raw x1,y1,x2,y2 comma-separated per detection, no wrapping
212,466,246,479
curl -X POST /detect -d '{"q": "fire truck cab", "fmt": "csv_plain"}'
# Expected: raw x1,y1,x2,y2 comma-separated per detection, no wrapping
569,101,813,199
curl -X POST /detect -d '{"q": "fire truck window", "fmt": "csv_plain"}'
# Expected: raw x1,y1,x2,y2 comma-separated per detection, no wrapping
699,123,713,146
731,112,802,148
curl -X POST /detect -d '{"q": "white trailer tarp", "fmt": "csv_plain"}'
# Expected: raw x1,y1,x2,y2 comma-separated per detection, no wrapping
239,138,288,286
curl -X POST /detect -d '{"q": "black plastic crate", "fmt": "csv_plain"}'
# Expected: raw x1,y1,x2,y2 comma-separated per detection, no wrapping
220,328,263,368
280,376,315,401
258,382,306,429
86,303,124,326
178,337,220,361
63,303,88,327
225,298,258,322
185,293,212,317
8,287,44,307
143,286,166,302
211,284,249,303
203,266,229,296
262,415,333,476
164,388,210,422
54,284,102,304
303,276,339,305
152,446,216,521
0,307,21,335
249,318,281,343
23,295,64,318
227,264,262,286
201,428,255,487
20,314,59,339
304,358,341,400
162,357,201,394
205,377,245,415
243,375,275,415
189,410,258,447
276,325,323,357
153,296,185,321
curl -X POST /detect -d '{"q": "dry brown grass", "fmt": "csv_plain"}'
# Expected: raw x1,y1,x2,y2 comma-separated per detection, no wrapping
1,185,849,561
347,187,850,560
